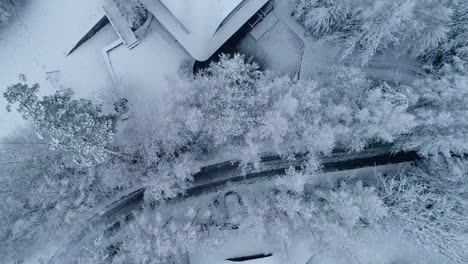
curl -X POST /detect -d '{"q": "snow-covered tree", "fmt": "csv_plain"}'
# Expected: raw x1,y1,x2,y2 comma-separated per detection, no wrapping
0,125,140,263
3,81,118,165
231,176,390,264
317,66,415,151
292,0,452,64
0,128,88,262
113,0,146,30
79,174,395,264
120,54,414,201
398,69,468,157
378,158,468,263
80,205,223,264
183,54,265,146
110,210,199,264
245,162,467,263
183,55,414,156
0,0,23,28
292,0,355,38
443,1,468,65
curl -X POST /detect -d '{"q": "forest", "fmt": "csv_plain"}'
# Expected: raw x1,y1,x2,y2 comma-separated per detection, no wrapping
0,0,467,263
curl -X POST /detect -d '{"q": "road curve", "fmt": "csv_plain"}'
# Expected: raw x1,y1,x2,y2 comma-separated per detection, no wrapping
48,145,419,263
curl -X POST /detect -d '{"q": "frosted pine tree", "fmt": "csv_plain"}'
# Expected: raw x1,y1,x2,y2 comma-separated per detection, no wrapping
3,81,118,165
399,71,468,157
292,0,452,64
445,1,468,64
0,0,23,27
378,159,468,263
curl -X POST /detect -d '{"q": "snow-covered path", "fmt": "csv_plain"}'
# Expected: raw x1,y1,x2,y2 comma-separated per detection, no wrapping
48,145,418,263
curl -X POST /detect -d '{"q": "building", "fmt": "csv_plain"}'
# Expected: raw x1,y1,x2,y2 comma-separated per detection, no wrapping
76,0,272,62
52,0,279,103
138,0,270,61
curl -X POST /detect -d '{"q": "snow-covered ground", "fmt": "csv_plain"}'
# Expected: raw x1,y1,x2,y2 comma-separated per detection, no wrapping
237,19,304,77
56,162,429,264
106,19,191,104
193,0,424,83
189,233,283,264
0,0,193,139
186,163,444,264
74,162,437,264
0,0,115,138
272,0,425,82
207,0,424,82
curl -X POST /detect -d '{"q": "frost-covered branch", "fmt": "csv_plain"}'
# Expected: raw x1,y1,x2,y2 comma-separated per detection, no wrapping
292,0,452,64
3,81,119,166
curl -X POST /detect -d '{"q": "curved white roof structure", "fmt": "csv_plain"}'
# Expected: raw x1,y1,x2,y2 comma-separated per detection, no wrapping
140,0,269,61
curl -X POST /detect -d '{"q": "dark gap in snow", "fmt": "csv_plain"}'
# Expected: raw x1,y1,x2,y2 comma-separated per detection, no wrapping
193,10,262,74
226,253,273,262
67,15,110,56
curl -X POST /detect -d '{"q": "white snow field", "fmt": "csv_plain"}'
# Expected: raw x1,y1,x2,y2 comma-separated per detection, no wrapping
189,234,283,264
106,18,191,104
0,0,113,138
237,19,304,77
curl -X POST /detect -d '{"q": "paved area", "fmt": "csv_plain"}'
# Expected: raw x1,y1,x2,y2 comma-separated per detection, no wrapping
238,20,304,77
249,12,279,40
271,0,425,83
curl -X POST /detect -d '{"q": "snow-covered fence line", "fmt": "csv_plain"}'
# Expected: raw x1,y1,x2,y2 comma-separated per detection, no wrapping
48,145,419,263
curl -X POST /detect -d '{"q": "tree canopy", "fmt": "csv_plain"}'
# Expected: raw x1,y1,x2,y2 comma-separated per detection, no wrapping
4,81,118,165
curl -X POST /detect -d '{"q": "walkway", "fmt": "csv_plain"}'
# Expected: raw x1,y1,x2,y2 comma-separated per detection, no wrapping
272,0,425,83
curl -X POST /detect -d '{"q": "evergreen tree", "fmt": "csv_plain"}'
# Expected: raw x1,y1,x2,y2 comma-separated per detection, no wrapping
3,81,118,165
123,54,415,201
0,125,140,263
378,158,468,263
445,1,468,64
399,70,468,157
292,0,452,64
0,0,23,27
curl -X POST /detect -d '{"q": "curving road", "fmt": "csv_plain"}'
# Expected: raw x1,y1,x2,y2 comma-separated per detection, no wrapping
48,145,419,263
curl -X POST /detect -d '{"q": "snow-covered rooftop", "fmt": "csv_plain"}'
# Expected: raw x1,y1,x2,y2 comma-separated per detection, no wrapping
160,0,244,30
141,0,269,61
